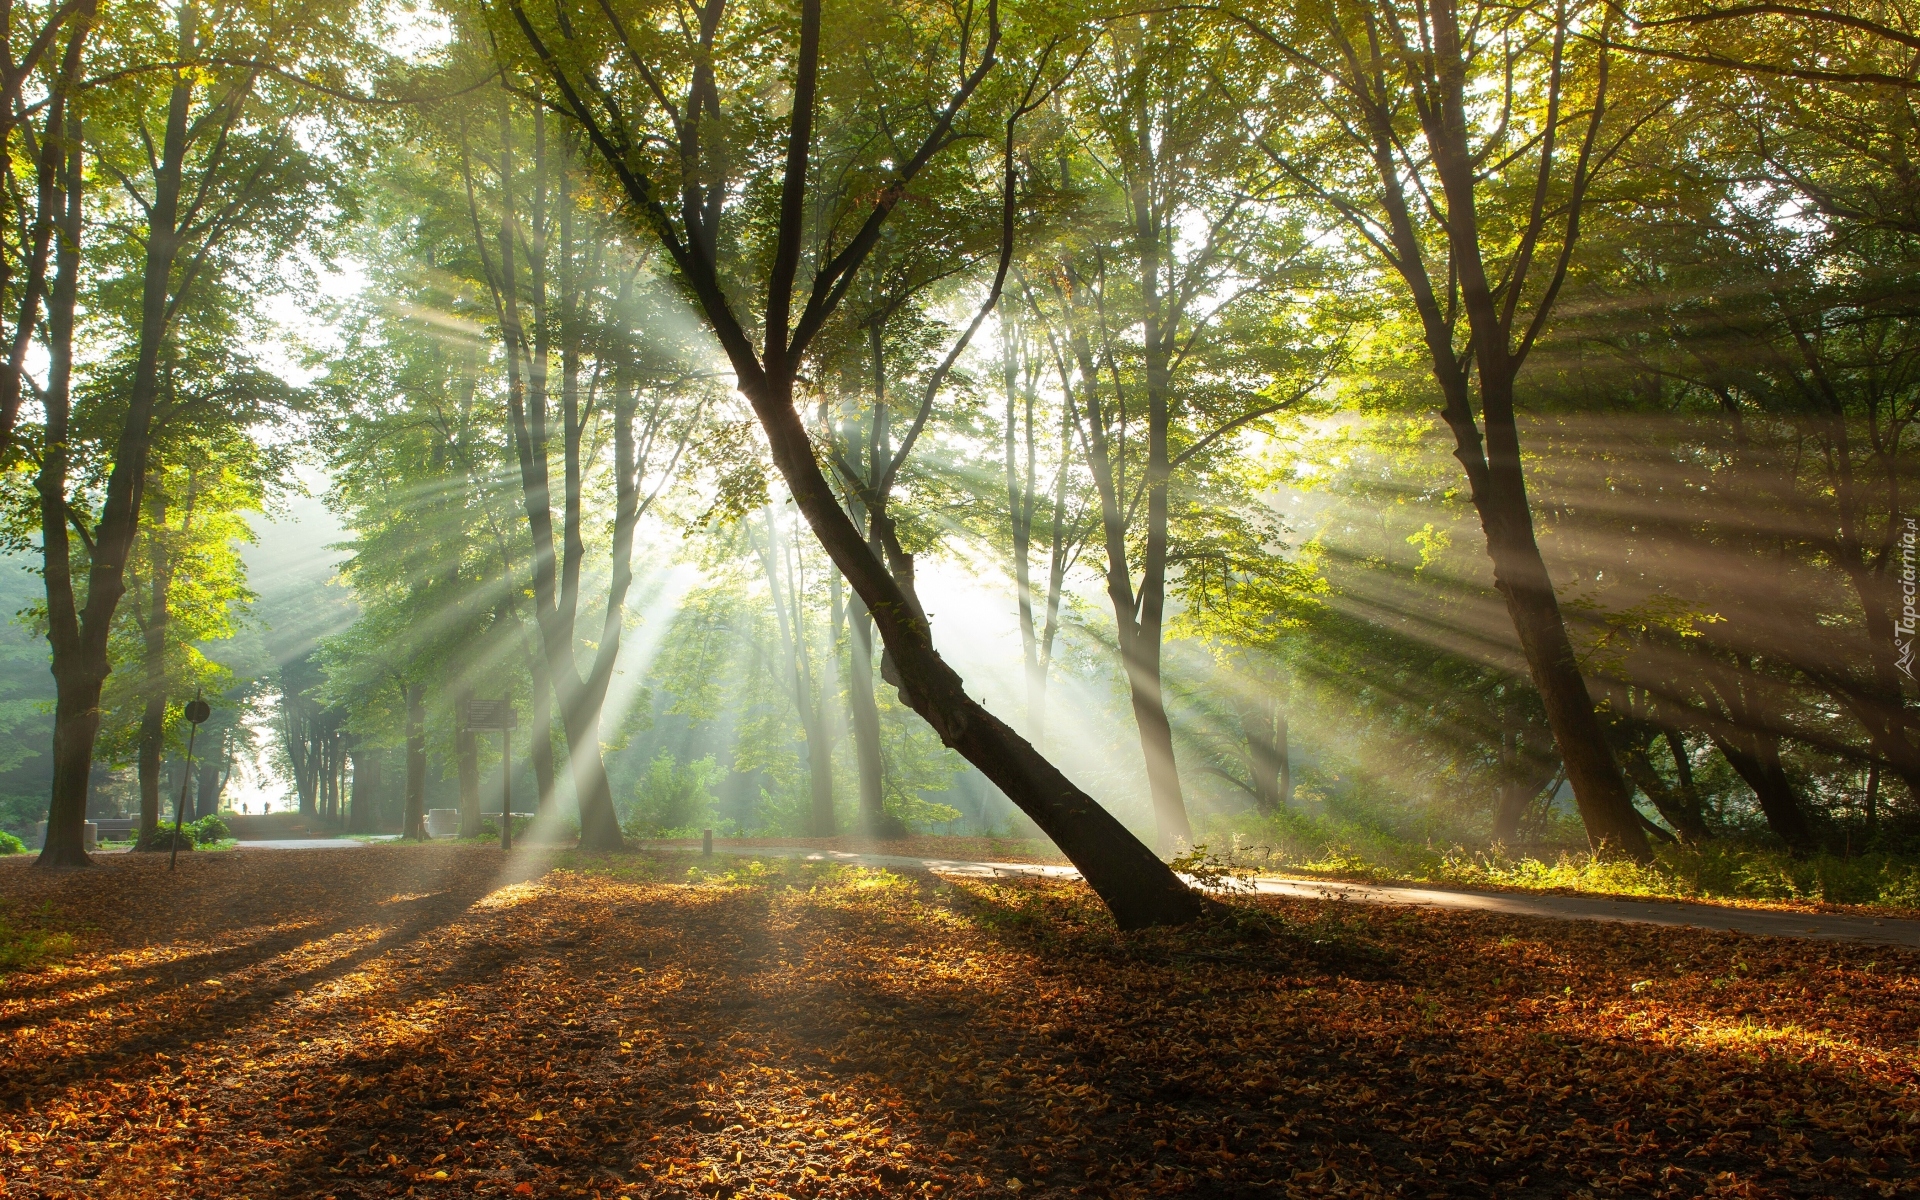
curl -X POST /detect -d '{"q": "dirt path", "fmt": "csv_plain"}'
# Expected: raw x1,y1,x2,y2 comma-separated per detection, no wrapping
657,842,1920,948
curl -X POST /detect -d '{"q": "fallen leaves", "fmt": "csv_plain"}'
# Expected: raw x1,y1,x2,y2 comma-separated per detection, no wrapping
0,843,1915,1198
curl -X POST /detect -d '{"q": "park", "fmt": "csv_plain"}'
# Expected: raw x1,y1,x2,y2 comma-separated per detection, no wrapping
2,0,1919,1193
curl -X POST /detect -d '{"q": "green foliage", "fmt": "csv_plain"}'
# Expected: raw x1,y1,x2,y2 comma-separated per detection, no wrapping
187,815,231,844
135,827,195,853
1423,844,1920,910
1206,818,1920,910
475,816,535,841
0,830,23,854
622,754,722,837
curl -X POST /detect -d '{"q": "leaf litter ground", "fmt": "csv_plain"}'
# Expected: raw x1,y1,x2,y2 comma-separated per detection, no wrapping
1,843,1916,1199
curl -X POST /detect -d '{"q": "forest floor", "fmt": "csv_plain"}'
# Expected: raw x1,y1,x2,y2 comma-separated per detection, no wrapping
1,843,1917,1199
652,837,1072,866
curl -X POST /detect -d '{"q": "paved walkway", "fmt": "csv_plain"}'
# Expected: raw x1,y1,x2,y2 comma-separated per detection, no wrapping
232,838,373,850
673,844,1920,949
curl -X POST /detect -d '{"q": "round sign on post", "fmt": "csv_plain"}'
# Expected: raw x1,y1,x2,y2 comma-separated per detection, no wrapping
170,696,212,871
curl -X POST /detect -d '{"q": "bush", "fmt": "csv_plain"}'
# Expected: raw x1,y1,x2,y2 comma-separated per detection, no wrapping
476,815,535,841
0,830,24,855
621,753,722,837
135,826,194,853
187,814,231,843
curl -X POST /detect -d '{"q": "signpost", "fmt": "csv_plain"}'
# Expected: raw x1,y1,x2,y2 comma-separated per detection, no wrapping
170,695,212,871
460,698,518,850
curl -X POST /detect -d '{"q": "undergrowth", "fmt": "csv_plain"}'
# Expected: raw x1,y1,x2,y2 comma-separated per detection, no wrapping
1212,830,1920,909
0,900,75,972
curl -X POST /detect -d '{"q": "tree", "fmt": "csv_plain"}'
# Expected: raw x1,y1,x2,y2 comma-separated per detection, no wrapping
1221,0,1656,857
448,85,709,854
32,0,354,865
494,0,1204,926
1025,16,1333,849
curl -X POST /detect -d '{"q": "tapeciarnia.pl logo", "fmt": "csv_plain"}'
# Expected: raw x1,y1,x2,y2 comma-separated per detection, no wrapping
1900,517,1917,681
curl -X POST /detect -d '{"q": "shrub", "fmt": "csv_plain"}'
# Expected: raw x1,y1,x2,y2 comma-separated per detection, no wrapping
0,830,24,855
476,815,535,840
135,826,194,853
187,814,231,844
622,753,722,837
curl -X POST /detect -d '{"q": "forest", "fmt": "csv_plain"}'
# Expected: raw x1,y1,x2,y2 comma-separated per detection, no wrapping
0,0,1916,908
2,0,1919,1195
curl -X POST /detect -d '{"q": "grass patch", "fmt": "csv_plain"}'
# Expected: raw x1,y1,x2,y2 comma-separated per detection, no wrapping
1217,834,1920,911
0,900,75,972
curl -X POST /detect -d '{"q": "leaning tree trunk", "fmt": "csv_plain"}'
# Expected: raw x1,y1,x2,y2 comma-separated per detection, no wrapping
748,370,1203,928
510,0,1204,925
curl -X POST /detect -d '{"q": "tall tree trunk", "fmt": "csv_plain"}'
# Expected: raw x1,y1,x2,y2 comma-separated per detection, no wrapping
841,333,903,839
1031,335,1077,748
1309,0,1650,861
347,746,377,834
1004,322,1041,729
44,3,197,857
1074,317,1190,852
527,644,558,817
846,597,898,837
403,683,427,840
1127,88,1191,853
758,510,835,836
478,99,627,852
1474,406,1649,856
1712,730,1818,855
1233,691,1286,814
195,756,219,819
34,60,90,868
290,705,319,818
135,486,171,844
455,688,481,837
